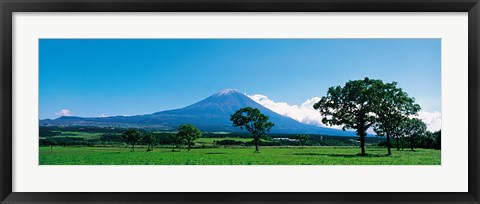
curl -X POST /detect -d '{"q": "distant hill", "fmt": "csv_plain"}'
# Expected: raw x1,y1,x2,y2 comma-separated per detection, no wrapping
40,89,356,136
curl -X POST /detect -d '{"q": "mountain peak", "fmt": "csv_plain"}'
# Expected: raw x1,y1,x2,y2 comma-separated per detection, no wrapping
215,89,241,96
41,88,355,136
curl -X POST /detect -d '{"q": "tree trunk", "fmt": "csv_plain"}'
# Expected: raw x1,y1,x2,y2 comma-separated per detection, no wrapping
254,137,259,153
50,145,53,150
386,133,392,155
410,136,415,151
400,138,404,150
359,132,366,156
132,144,135,152
188,141,191,151
396,137,400,150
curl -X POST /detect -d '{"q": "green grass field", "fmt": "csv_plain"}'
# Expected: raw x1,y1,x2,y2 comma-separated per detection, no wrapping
39,146,440,165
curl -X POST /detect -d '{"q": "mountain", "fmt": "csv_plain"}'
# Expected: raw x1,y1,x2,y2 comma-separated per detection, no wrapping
40,89,356,136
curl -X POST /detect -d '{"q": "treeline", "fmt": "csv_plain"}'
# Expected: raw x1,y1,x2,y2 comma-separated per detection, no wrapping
40,126,126,136
377,130,441,150
41,124,208,152
39,126,386,149
213,136,383,147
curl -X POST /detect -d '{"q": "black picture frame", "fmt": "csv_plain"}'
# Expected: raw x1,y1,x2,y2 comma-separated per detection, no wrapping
1,0,479,203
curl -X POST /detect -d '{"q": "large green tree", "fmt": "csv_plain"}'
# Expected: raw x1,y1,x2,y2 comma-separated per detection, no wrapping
121,129,142,152
313,77,385,156
230,107,274,153
177,124,202,151
373,82,420,154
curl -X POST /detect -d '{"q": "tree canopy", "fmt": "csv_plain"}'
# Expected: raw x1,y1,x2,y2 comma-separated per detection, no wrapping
313,77,423,156
230,107,274,153
373,81,421,154
298,134,310,148
177,124,202,151
121,129,142,152
168,134,184,152
142,133,157,152
313,77,385,155
402,118,427,151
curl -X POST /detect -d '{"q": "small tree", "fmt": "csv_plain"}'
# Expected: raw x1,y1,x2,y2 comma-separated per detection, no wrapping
230,107,274,153
43,139,56,150
168,134,183,152
375,115,407,153
402,118,427,151
177,124,202,151
142,133,157,152
121,129,142,152
298,134,310,148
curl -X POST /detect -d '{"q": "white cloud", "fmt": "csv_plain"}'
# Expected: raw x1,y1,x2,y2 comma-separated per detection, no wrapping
248,94,341,129
55,109,72,116
247,94,441,133
413,111,442,132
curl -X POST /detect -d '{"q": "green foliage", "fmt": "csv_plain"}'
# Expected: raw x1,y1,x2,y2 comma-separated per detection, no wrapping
121,129,142,152
100,134,123,143
417,130,441,150
401,118,427,151
39,126,386,148
177,124,202,151
39,127,62,137
372,81,421,154
377,128,440,150
167,134,184,151
434,130,441,150
297,134,310,148
39,126,127,137
314,77,425,156
142,133,157,151
40,137,91,146
40,139,57,149
230,107,275,153
314,77,386,155
214,139,245,146
198,137,254,144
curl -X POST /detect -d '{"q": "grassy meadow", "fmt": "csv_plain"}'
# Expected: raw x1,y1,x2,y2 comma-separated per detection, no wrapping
39,127,441,165
39,146,440,165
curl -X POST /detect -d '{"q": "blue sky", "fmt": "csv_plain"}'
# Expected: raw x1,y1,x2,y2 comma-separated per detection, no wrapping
39,39,441,119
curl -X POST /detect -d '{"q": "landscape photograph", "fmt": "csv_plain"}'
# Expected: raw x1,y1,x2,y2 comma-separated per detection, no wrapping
39,39,441,165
